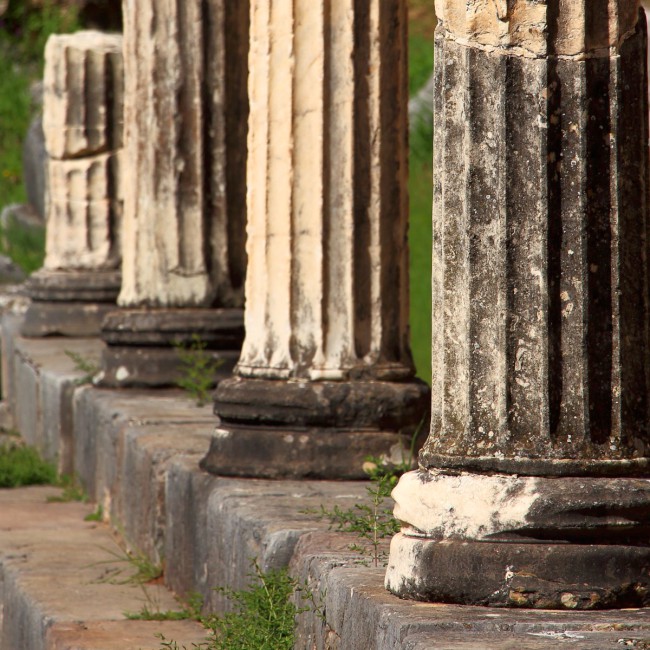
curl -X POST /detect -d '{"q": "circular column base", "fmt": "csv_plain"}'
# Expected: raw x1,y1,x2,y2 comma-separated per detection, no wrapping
385,533,650,610
204,376,430,479
25,269,121,302
98,307,244,388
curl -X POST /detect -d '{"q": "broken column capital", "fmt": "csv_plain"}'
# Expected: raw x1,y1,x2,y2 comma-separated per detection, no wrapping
435,0,640,58
23,31,124,338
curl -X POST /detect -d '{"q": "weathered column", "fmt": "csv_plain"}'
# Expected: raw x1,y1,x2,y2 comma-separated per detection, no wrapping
386,2,650,608
201,0,430,480
23,31,124,337
98,0,248,387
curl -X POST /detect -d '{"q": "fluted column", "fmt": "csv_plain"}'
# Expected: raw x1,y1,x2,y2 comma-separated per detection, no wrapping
98,0,248,387
386,1,650,609
23,32,124,337
202,0,429,480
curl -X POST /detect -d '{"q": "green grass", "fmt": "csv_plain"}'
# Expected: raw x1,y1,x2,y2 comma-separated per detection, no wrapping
0,55,31,206
0,0,79,266
407,2,435,384
0,443,57,487
0,212,45,273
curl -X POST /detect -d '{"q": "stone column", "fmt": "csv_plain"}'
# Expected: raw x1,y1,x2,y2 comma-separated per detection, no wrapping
201,0,430,480
386,2,650,609
98,0,248,387
23,31,124,337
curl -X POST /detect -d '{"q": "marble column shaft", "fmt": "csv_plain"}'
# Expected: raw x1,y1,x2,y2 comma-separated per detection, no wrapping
99,0,248,387
205,0,430,480
386,1,650,609
118,0,248,309
238,0,411,381
425,0,650,477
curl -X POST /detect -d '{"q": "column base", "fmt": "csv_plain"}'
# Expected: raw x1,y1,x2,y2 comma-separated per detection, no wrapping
25,269,121,302
202,376,430,479
98,307,244,388
385,533,650,610
22,301,117,338
386,470,650,609
22,269,120,337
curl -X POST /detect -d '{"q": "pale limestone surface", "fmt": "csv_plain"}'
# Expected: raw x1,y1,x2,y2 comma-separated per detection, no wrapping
238,0,411,381
42,31,123,273
436,0,640,57
118,0,247,308
44,152,122,270
43,31,123,159
392,470,539,540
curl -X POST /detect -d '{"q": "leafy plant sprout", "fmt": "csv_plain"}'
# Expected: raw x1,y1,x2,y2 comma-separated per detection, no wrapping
174,334,223,406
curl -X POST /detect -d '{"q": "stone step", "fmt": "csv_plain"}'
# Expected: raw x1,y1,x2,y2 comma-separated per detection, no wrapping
6,325,650,649
0,486,206,650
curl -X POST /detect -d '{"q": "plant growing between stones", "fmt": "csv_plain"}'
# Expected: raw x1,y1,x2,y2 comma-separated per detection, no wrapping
64,349,101,385
84,503,103,522
156,561,314,650
126,592,204,622
46,474,89,503
308,428,421,567
174,334,222,406
0,442,57,487
96,544,164,586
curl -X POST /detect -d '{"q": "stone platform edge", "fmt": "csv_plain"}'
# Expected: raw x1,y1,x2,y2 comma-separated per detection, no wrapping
3,307,650,649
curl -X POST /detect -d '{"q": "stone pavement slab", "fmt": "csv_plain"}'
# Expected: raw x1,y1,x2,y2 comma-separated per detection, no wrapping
0,486,206,650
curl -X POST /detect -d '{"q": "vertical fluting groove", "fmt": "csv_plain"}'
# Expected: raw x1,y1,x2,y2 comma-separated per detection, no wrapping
546,11,563,439
264,0,293,371
430,29,445,442
609,51,623,444
367,0,382,364
396,0,410,367
376,0,409,367
290,0,325,371
352,0,371,361
175,0,203,274
224,0,249,302
201,0,216,297
319,0,332,373
585,54,613,444
466,48,507,444
66,46,82,144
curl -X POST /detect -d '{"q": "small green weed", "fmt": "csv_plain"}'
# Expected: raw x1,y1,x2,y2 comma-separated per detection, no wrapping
96,544,163,586
64,349,101,385
126,592,204,622
84,503,103,522
308,430,420,567
157,562,307,650
47,474,89,503
174,335,222,406
0,443,57,487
